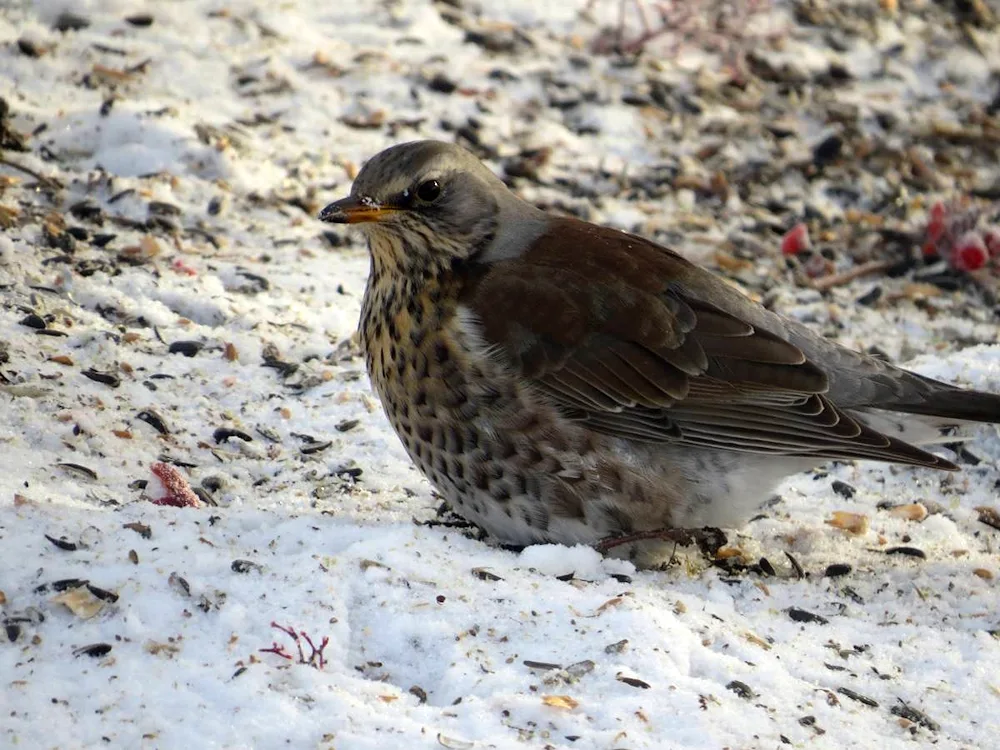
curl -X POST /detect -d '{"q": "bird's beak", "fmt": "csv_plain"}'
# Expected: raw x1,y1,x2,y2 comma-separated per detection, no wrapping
318,196,396,224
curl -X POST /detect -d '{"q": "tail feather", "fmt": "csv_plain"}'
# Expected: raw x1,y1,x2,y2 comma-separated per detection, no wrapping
880,383,1000,424
857,409,981,449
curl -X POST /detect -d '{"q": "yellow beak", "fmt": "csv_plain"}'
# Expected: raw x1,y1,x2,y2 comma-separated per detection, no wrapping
318,196,397,224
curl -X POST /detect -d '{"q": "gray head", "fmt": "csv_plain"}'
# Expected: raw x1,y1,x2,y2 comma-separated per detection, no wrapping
319,140,545,269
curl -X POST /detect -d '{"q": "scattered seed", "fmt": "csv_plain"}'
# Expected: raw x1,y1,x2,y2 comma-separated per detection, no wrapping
427,72,458,94
231,559,263,574
56,463,98,480
831,480,856,499
787,607,828,625
44,534,77,551
541,660,595,687
168,572,191,597
605,639,629,654
157,454,197,469
826,511,869,535
148,200,180,217
886,503,929,522
53,12,90,32
213,427,253,444
262,354,298,377
541,694,579,710
201,476,225,495
19,313,46,329
726,680,757,700
82,369,121,388
69,201,104,223
335,419,360,432
85,584,118,603
207,196,226,215
73,643,112,658
123,521,151,539
891,700,939,731
837,687,878,708
825,564,852,578
471,567,503,581
812,133,843,168
233,269,270,293
409,685,428,704
125,13,154,27
193,488,216,506
36,578,88,593
168,340,203,357
884,546,926,559
856,286,882,306
255,426,281,442
524,660,561,671
616,674,651,689
136,409,170,434
784,551,806,579
5,622,21,642
17,38,45,58
5,606,44,626
975,506,1000,531
437,732,475,749
128,549,139,564
300,440,333,455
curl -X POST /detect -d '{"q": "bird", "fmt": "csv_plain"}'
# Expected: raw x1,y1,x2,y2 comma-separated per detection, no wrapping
320,140,1000,565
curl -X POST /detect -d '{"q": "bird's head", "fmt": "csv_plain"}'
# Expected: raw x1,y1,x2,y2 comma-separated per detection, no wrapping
320,140,545,271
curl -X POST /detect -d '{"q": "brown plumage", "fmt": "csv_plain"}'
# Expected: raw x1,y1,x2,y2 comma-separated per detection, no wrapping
320,140,1000,564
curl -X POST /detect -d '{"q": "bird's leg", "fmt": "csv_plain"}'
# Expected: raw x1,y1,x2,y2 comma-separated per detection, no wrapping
595,526,727,558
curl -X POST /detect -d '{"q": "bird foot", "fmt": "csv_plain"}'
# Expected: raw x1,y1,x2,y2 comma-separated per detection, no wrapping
595,526,727,557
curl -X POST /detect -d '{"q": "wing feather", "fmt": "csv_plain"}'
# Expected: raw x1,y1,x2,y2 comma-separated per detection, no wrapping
459,217,955,469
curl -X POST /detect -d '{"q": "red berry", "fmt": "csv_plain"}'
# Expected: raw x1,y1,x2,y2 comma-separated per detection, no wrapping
171,258,198,276
147,462,201,507
926,201,947,243
951,231,988,272
781,223,811,255
983,227,1000,258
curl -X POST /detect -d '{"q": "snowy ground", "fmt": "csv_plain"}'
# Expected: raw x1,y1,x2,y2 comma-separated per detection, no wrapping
2,1,1000,748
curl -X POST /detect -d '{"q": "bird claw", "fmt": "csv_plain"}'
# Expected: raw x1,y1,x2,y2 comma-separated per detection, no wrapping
595,526,727,557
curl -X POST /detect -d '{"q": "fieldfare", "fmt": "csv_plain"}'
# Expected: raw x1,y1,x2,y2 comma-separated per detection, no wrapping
320,141,1000,563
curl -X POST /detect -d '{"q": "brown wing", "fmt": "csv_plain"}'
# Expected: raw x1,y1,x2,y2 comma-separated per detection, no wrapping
461,217,956,469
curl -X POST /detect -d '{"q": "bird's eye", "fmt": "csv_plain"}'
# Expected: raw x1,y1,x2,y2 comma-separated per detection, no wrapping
415,179,442,203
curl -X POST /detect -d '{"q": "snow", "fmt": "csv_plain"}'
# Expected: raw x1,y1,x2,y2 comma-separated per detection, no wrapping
2,1,999,749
